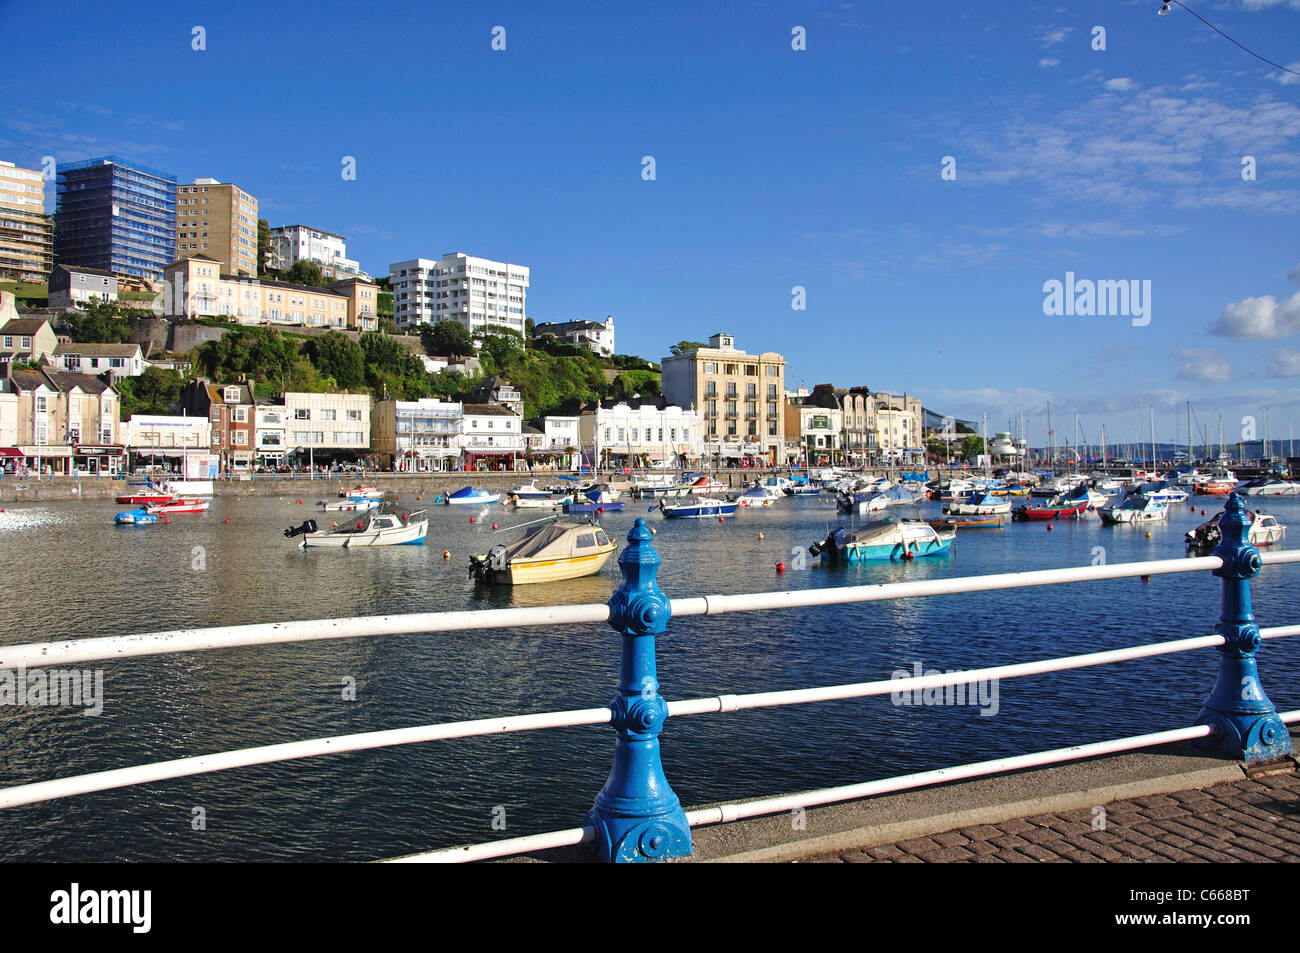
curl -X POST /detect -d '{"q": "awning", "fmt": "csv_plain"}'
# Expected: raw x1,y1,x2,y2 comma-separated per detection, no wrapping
0,448,22,458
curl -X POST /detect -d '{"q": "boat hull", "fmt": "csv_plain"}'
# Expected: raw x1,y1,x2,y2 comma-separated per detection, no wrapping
301,519,428,547
478,546,617,585
661,500,739,518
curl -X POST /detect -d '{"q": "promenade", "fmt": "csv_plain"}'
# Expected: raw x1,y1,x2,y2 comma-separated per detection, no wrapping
505,729,1300,863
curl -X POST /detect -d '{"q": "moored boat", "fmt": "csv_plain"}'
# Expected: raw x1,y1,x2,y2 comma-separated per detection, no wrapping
1186,509,1286,555
285,505,428,548
114,508,160,525
469,518,618,585
441,486,502,506
943,491,1012,516
1099,492,1168,525
146,498,209,515
810,518,954,562
660,496,738,518
339,484,380,499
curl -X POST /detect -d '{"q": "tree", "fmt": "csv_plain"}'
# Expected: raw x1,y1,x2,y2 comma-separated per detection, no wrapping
257,219,271,274
669,340,708,357
378,317,399,335
421,320,473,358
61,301,136,343
285,260,328,287
304,331,365,391
477,326,524,369
609,370,661,399
959,434,986,459
118,366,182,417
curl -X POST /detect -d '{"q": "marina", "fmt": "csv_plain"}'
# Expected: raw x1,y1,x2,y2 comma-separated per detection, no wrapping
3,482,1298,862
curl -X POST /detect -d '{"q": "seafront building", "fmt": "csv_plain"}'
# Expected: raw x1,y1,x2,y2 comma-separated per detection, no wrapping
282,392,371,466
390,253,528,334
123,414,213,468
461,403,524,470
0,160,54,284
4,367,123,474
47,265,119,311
181,380,256,471
371,397,463,472
579,396,701,469
660,332,786,465
532,317,615,356
254,399,286,466
175,178,259,277
268,225,368,279
54,156,177,283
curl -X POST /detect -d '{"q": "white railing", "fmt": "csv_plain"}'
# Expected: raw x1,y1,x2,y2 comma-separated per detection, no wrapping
1,548,1296,862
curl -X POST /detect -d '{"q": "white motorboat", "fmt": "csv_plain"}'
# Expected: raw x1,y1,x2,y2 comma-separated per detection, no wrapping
442,486,502,505
286,508,428,548
1099,493,1168,524
944,492,1012,516
1237,478,1300,497
1186,510,1286,554
737,484,784,507
319,497,380,513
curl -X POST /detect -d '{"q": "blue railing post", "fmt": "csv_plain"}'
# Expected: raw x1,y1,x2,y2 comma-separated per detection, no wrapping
587,517,692,863
1196,492,1294,763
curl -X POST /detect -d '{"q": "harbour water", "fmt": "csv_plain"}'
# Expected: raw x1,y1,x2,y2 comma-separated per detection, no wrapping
2,490,1298,861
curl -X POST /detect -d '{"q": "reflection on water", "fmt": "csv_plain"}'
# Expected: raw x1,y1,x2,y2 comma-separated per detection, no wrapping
1,493,1298,861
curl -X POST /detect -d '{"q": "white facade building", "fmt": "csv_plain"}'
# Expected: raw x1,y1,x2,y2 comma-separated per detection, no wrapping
268,225,367,279
283,392,371,456
390,252,528,333
460,403,523,469
123,414,212,458
373,398,463,472
0,388,18,449
55,343,146,381
254,401,287,464
579,398,701,467
533,317,614,356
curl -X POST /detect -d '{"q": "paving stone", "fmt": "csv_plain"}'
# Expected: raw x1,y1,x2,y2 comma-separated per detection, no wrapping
917,846,977,862
931,830,971,848
894,836,943,855
1013,842,1061,862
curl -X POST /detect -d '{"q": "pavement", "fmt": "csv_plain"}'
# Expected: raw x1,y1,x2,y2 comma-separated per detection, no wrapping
507,727,1300,862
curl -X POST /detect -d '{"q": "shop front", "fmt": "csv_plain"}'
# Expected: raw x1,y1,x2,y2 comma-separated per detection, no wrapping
74,444,126,476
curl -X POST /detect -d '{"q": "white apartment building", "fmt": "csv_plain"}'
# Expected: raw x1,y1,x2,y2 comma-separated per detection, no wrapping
268,225,368,279
461,403,523,470
390,253,528,333
283,392,371,459
579,397,701,468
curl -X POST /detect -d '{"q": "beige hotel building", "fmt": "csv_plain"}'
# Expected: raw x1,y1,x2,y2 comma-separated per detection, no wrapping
175,178,259,276
661,332,786,464
164,255,363,328
0,160,54,284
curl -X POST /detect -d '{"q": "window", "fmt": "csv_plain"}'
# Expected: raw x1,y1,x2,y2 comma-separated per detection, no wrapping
294,408,310,420
768,384,777,399
747,383,756,399
767,365,778,377
748,420,757,436
703,362,716,373
706,381,716,397
347,409,362,421
706,400,717,417
575,533,596,548
726,382,737,398
321,409,337,421
233,407,248,423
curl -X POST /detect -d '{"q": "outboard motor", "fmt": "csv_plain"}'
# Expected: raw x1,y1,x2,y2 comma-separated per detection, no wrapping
487,545,508,571
284,519,318,539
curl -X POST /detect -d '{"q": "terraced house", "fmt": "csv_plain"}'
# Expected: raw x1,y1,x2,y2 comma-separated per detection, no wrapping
4,367,122,474
53,342,146,381
164,256,372,329
181,379,256,471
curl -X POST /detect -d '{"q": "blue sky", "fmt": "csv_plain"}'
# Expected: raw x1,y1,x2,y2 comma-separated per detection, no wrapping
3,0,1299,452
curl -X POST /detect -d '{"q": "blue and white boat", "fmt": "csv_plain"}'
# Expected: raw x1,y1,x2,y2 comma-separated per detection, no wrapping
114,508,159,525
943,491,1012,516
442,486,502,506
659,496,739,518
738,484,784,507
810,518,954,562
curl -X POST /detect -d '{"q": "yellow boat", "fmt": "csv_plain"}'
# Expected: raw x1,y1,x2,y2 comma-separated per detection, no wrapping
470,518,618,585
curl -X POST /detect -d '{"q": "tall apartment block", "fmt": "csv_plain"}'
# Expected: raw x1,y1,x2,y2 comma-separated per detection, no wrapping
389,252,528,333
267,225,368,279
54,156,177,284
175,178,259,276
0,160,54,284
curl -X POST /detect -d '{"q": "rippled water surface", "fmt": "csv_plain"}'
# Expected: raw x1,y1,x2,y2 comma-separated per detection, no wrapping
1,490,1298,861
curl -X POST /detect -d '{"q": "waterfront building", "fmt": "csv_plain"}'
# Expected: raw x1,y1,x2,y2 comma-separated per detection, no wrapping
282,391,371,466
181,379,256,471
579,396,700,469
390,253,528,333
54,342,145,381
0,387,17,456
163,256,357,329
253,399,287,467
0,314,59,370
175,178,259,277
268,225,368,279
123,414,212,468
660,332,785,465
532,316,614,356
48,265,119,311
371,397,463,472
54,156,177,283
536,415,581,469
6,367,122,474
873,391,924,464
0,160,54,284
785,392,843,466
460,403,523,470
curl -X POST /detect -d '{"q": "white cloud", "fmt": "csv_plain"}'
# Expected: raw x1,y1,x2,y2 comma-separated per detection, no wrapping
1275,63,1300,86
1212,291,1300,339
1037,26,1073,46
1103,77,1137,92
1038,58,1060,69
1241,0,1300,11
1174,349,1232,384
1267,347,1300,377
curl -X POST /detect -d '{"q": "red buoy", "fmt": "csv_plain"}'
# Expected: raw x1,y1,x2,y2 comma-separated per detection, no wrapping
1047,524,1054,531
356,521,364,530
776,561,786,573
492,523,498,530
469,516,475,523
717,515,724,522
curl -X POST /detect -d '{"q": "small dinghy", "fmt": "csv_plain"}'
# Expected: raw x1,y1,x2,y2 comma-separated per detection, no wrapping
115,508,160,525
286,496,427,548
442,486,502,506
810,518,954,562
470,518,618,585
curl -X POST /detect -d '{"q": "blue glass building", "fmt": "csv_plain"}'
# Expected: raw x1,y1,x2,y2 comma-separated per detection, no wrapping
55,156,177,283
